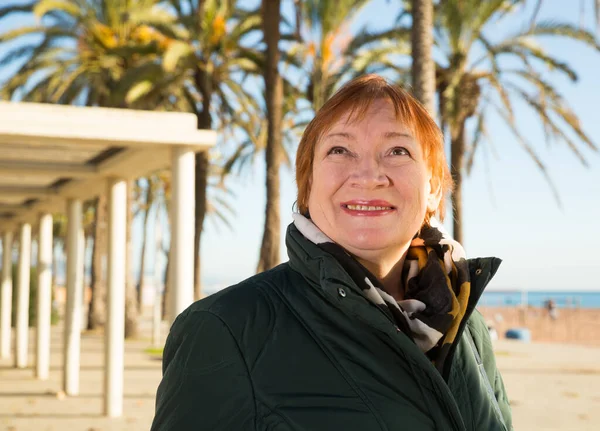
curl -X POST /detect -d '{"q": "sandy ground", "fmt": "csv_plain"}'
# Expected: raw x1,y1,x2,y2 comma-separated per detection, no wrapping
495,340,600,430
1,313,599,430
479,306,600,346
0,319,165,431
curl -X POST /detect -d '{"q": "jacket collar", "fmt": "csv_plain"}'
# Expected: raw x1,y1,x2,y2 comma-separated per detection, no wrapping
286,222,501,311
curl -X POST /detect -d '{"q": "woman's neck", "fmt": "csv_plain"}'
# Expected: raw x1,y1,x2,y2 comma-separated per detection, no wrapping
356,250,408,301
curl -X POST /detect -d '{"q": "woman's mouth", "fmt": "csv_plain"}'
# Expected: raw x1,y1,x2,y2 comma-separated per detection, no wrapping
344,204,393,211
341,202,396,216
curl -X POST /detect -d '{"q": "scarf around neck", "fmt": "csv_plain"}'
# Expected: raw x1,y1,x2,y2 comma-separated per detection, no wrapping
292,213,471,370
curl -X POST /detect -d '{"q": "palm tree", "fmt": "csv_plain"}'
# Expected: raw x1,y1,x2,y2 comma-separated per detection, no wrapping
290,0,410,113
124,179,139,337
88,195,107,330
395,0,599,243
410,0,435,114
134,177,158,312
136,0,264,300
256,0,283,273
0,0,176,106
51,215,68,291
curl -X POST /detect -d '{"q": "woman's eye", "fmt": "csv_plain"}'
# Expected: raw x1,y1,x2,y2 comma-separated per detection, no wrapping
327,146,348,155
390,147,410,156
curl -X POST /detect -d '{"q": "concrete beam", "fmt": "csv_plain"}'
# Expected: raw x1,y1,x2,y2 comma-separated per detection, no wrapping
0,101,216,151
0,161,97,178
0,186,59,198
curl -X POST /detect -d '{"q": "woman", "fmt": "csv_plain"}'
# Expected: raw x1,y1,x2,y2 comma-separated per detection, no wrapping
151,75,512,431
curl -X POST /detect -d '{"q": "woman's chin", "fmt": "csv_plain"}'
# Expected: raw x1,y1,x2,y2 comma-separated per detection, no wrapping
341,236,396,255
336,227,414,255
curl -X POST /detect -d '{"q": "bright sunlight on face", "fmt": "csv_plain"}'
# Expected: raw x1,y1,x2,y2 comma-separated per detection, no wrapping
307,98,441,266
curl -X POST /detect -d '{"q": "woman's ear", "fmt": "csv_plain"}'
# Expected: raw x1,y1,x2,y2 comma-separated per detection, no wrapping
427,176,443,214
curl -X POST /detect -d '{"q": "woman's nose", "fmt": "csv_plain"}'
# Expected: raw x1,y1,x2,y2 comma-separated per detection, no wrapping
350,157,390,188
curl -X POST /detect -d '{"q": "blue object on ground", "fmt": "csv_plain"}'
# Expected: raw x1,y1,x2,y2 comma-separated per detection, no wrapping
505,328,531,343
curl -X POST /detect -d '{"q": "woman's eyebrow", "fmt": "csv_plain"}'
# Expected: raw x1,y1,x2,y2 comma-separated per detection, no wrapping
324,132,354,140
384,131,413,139
323,131,414,140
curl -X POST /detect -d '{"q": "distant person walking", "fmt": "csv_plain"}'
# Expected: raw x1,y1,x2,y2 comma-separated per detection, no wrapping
545,299,559,320
150,75,512,431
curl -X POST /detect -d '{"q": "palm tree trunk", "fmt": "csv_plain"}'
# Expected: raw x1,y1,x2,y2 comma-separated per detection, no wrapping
87,195,107,330
161,246,170,320
437,85,447,138
193,68,211,301
450,120,466,244
124,180,139,338
136,182,153,312
411,0,436,114
257,0,283,273
51,241,58,289
293,0,303,41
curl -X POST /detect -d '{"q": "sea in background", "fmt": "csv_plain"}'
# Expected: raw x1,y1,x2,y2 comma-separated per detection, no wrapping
480,291,600,308
51,263,600,309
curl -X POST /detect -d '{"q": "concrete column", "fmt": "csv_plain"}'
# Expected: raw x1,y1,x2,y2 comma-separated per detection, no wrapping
36,213,53,380
104,179,126,417
78,230,85,333
169,147,195,323
15,223,31,368
64,199,83,395
0,231,13,359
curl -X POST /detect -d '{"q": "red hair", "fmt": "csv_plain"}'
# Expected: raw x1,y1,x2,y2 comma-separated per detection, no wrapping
295,74,453,223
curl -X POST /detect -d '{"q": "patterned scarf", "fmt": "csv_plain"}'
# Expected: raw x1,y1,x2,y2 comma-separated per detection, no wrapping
292,213,471,371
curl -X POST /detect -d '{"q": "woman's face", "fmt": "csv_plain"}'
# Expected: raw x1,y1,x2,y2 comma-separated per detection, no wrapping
307,98,440,262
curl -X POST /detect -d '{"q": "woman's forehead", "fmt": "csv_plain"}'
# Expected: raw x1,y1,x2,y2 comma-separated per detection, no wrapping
326,102,414,136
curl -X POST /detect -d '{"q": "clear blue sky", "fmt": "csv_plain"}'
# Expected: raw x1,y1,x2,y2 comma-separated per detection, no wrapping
1,0,599,293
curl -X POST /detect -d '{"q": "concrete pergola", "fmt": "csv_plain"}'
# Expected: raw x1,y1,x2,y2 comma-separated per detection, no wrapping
0,101,215,417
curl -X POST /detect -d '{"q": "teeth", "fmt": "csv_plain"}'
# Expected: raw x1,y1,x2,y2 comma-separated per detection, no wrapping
346,205,392,211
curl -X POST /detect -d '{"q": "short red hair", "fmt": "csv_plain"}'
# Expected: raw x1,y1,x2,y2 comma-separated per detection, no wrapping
295,74,453,223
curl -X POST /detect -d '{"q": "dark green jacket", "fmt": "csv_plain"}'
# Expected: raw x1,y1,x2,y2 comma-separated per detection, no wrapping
151,225,512,430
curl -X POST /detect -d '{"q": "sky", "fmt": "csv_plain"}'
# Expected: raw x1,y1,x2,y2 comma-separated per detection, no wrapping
195,0,600,293
1,0,599,293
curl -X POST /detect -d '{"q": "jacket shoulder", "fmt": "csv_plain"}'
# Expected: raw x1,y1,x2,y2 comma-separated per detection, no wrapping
190,262,296,318
166,263,299,364
153,300,257,429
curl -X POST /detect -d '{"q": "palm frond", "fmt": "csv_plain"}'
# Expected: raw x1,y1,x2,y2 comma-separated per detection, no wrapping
480,71,514,124
465,106,488,175
347,27,408,53
491,40,579,81
0,24,61,42
527,21,600,51
33,0,82,20
505,83,588,165
0,1,35,21
491,102,562,206
467,0,520,46
49,63,87,103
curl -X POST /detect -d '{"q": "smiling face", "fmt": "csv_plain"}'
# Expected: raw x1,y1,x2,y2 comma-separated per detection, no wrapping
307,98,441,263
